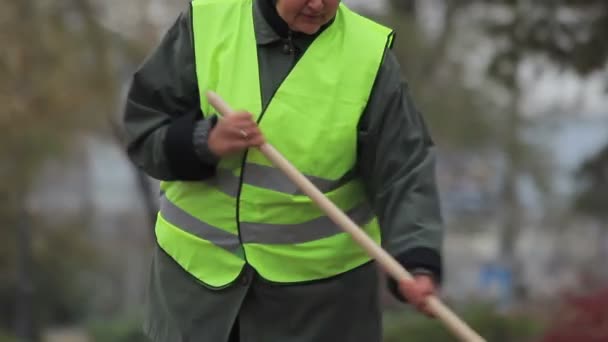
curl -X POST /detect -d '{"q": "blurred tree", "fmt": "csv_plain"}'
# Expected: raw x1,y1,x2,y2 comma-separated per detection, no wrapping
386,0,607,303
554,3,608,273
388,0,416,15
572,143,608,275
479,0,608,301
574,145,608,220
0,0,144,339
484,0,608,77
381,1,498,150
385,0,536,304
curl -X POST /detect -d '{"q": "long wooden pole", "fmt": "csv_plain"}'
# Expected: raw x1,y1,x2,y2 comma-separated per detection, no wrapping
207,91,486,342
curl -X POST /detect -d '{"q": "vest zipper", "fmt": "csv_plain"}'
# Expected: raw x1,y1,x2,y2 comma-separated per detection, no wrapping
235,154,248,262
282,30,296,55
236,29,300,265
234,93,284,264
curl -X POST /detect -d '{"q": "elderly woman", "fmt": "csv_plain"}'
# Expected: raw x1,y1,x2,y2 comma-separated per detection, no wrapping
123,0,444,341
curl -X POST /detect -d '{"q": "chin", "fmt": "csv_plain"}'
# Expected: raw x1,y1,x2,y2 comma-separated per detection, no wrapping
296,24,322,35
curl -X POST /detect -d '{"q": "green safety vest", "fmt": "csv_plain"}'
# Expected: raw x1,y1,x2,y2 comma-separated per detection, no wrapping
156,0,394,288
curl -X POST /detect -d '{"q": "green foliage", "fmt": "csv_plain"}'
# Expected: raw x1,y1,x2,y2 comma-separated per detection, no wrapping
0,331,16,342
87,315,148,342
384,305,544,342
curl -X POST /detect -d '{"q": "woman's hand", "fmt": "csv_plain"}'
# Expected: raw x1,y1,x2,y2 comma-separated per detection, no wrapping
399,275,438,318
207,111,265,157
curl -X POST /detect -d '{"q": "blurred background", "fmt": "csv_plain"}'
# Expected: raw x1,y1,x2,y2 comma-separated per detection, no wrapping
1,0,607,341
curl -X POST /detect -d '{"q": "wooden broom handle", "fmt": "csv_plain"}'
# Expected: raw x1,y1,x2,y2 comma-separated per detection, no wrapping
206,91,486,342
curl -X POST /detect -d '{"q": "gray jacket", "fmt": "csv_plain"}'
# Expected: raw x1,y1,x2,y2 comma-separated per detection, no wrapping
123,1,444,341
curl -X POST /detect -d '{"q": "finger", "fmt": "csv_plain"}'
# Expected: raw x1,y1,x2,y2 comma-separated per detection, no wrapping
399,279,415,291
419,284,435,297
215,122,243,140
236,123,258,137
247,134,266,147
413,276,437,298
221,115,258,132
228,140,250,153
398,281,415,301
226,126,250,139
413,274,435,288
239,128,250,140
230,111,254,122
246,126,264,136
401,289,424,308
409,282,433,308
241,127,262,142
232,110,253,117
239,126,264,142
413,288,433,310
234,120,262,135
416,287,437,318
399,280,417,295
220,115,250,130
418,303,435,318
413,295,426,308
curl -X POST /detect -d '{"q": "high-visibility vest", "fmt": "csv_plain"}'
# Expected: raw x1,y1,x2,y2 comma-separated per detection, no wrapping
156,0,394,288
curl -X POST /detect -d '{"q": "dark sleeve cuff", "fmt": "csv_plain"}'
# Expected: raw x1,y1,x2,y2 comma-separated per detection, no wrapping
164,109,217,180
387,247,442,302
193,116,220,165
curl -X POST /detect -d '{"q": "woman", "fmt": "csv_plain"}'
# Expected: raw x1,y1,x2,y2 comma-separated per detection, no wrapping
123,0,444,341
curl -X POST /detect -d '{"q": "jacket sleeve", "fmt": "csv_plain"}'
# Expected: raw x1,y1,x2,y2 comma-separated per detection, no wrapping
357,49,444,291
123,5,218,181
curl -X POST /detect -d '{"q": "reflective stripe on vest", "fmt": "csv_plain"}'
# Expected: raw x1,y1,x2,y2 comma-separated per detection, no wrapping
160,194,374,245
156,0,394,286
159,196,242,255
205,164,357,197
